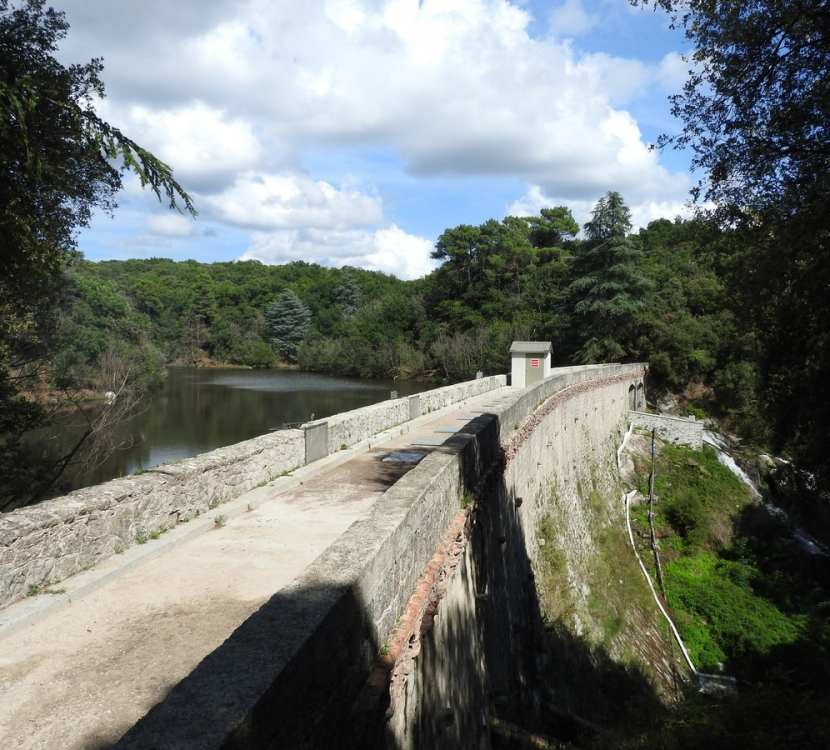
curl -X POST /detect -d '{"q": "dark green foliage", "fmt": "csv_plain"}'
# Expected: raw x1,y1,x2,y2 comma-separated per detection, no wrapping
0,0,193,361
0,0,192,507
635,218,732,391
0,367,48,508
334,270,360,318
641,0,830,215
80,258,424,377
637,0,830,489
665,553,802,673
266,290,311,364
0,272,167,510
627,437,830,746
627,679,830,749
524,206,579,250
429,322,522,381
651,444,750,551
744,217,830,488
564,192,653,363
429,210,575,324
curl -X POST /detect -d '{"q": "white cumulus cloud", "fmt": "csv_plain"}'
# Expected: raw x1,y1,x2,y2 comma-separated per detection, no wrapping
144,214,200,238
242,224,436,280
55,0,693,275
204,171,384,230
548,0,596,37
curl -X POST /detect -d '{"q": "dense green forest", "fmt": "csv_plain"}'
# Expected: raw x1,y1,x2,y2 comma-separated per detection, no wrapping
0,194,803,508
66,197,753,411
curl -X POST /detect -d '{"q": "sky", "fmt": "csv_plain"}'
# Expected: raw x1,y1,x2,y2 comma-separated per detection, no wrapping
52,0,696,280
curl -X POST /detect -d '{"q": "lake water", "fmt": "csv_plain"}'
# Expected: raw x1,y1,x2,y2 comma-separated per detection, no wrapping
59,367,431,492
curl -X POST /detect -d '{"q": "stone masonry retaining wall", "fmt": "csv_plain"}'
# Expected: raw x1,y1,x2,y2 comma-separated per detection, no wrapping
629,410,703,448
482,365,683,718
387,363,650,747
113,364,648,748
0,375,506,608
116,407,504,749
317,375,507,455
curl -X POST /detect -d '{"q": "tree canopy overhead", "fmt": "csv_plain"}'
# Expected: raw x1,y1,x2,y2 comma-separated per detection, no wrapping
639,0,830,214
0,0,195,507
0,0,195,359
637,0,830,485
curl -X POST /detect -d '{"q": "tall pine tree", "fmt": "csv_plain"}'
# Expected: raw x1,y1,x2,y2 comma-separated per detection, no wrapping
266,290,311,364
565,192,652,363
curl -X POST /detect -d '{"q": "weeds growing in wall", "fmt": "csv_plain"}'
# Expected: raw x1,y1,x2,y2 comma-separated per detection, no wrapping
534,437,659,646
527,435,675,746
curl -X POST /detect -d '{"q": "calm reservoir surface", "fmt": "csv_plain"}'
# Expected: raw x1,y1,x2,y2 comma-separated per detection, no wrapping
64,367,431,491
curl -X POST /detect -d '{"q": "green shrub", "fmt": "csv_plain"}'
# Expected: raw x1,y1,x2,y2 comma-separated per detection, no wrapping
665,554,802,673
685,405,706,420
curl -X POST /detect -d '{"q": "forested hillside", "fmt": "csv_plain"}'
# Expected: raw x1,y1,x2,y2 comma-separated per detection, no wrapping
72,195,753,425
2,188,807,510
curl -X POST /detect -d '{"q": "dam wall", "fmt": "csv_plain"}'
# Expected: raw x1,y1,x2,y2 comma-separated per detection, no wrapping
629,410,704,448
388,363,655,747
114,363,650,749
0,376,505,608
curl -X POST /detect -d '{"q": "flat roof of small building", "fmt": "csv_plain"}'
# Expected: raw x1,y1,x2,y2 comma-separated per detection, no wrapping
509,341,552,354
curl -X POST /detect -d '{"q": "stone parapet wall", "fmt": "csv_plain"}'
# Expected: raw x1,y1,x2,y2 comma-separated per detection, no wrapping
116,410,502,749
418,375,507,415
629,410,703,448
0,375,508,609
318,375,507,454
499,363,645,443
320,399,411,454
0,430,305,607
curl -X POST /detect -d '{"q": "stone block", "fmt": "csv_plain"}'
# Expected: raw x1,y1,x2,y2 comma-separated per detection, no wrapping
305,421,329,464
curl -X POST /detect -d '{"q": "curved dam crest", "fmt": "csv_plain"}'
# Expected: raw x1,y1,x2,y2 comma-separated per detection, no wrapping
0,363,681,749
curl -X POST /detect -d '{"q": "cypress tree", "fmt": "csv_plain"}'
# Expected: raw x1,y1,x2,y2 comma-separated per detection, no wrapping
266,290,311,364
565,192,653,363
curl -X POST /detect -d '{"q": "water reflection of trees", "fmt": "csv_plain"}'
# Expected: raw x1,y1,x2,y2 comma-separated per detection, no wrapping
24,368,430,498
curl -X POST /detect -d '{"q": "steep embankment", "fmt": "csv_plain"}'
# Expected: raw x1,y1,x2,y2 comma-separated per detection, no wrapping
617,433,830,748
474,372,683,748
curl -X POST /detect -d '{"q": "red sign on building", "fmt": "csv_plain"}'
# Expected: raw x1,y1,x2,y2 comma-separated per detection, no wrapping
530,359,540,368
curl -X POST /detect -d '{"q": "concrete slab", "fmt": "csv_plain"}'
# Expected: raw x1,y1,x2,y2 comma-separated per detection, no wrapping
410,436,446,446
304,421,328,463
382,452,428,464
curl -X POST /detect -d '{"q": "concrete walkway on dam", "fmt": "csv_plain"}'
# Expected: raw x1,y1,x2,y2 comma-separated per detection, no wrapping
0,387,516,749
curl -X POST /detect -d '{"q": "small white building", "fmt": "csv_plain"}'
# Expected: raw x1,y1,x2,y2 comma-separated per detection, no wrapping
509,341,552,387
